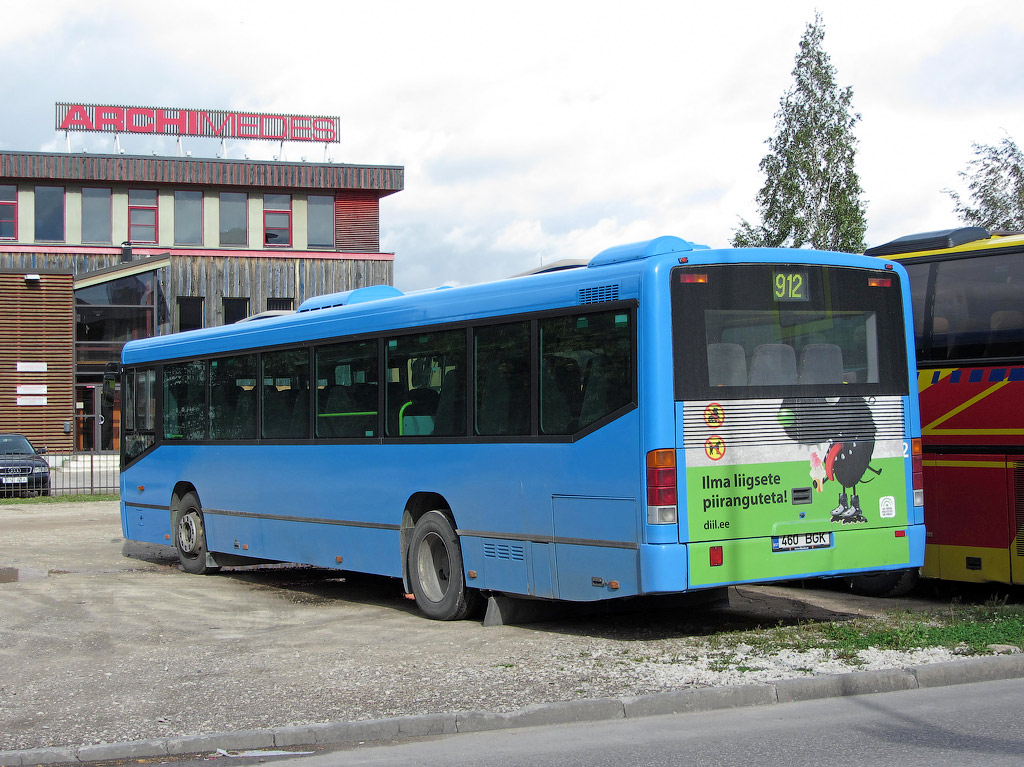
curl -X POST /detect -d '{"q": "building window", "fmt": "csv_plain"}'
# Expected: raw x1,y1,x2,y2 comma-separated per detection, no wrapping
0,185,15,239
81,187,112,243
128,189,158,243
267,297,294,312
219,192,247,246
174,190,203,245
307,194,334,248
223,297,249,324
35,185,65,241
264,193,291,246
177,296,204,332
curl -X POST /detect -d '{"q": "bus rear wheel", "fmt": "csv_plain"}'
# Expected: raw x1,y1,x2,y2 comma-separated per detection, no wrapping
174,492,219,575
409,511,479,620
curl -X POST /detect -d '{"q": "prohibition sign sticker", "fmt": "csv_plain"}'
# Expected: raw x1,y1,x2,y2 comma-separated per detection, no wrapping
703,402,725,429
704,435,726,461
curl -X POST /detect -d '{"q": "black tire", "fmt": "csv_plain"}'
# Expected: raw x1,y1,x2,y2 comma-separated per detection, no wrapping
408,510,479,620
847,568,919,597
174,492,219,575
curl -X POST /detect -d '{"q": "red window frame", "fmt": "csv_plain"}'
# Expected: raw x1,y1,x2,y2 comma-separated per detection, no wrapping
128,189,158,244
0,185,16,240
263,194,291,247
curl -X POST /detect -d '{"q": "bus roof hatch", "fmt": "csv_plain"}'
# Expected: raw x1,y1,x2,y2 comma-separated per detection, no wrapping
588,235,706,268
296,284,404,313
865,227,991,257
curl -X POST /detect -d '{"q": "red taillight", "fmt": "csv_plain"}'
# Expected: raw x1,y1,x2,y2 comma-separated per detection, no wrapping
868,277,892,288
911,438,923,491
679,273,708,284
895,530,907,538
646,449,677,523
710,546,724,567
647,486,677,506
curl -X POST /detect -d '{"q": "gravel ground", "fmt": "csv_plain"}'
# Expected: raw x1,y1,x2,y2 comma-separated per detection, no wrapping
0,501,969,751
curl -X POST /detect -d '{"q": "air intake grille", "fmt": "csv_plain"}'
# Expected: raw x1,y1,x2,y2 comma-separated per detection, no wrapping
483,542,526,561
578,284,620,304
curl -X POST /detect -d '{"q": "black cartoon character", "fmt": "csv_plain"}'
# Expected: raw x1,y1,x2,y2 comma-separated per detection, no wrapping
778,397,881,525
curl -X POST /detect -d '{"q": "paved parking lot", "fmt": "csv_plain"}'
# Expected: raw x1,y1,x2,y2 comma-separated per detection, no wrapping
0,500,951,752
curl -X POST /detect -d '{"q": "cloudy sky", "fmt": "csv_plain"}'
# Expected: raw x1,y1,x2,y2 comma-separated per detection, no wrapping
2,1,1022,290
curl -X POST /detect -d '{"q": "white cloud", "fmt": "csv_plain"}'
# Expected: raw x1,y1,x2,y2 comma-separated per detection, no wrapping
3,0,1024,287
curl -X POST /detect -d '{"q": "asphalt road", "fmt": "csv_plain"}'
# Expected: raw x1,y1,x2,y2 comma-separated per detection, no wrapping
262,677,1024,767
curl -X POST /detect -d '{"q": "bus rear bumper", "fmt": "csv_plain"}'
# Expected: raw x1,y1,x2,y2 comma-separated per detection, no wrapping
687,524,926,589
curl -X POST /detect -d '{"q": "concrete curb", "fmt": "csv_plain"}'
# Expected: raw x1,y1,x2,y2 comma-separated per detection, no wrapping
4,654,1024,766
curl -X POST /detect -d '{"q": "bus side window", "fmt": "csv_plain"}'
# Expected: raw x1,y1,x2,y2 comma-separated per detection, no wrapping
385,329,466,437
541,310,632,435
163,360,207,440
209,354,257,440
474,321,530,436
262,348,309,439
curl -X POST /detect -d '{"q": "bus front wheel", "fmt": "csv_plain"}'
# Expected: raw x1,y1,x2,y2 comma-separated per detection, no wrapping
174,493,219,575
408,511,479,620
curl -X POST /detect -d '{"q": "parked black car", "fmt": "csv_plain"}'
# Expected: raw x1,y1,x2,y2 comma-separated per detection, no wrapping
0,433,50,497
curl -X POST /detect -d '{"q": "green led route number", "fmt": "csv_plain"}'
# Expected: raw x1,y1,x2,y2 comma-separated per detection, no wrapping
773,269,808,302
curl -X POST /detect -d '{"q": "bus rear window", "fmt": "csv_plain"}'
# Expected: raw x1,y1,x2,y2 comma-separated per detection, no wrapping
672,264,908,399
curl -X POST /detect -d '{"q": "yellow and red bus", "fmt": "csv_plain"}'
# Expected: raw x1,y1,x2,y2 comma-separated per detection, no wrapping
866,227,1024,588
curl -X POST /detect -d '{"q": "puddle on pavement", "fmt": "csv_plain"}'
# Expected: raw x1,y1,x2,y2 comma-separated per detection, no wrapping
0,566,48,583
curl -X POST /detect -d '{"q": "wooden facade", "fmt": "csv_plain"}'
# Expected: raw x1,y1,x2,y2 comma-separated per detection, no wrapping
0,270,74,450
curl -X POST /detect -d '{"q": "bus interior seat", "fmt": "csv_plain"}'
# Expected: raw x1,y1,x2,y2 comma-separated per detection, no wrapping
209,386,235,438
400,387,440,436
707,343,747,387
477,362,529,435
263,388,297,438
541,356,580,434
990,309,1024,331
798,343,844,385
579,354,628,428
476,362,507,435
319,385,350,437
433,370,465,436
984,310,1024,357
233,389,255,438
748,344,797,386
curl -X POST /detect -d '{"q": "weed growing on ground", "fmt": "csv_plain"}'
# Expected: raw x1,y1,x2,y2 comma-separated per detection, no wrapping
706,598,1024,665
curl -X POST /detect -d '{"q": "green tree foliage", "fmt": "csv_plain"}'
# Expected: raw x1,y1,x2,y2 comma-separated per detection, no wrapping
947,135,1024,231
733,13,867,252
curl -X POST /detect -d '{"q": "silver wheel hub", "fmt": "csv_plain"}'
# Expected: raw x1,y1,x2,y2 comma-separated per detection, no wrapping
178,512,200,554
416,531,451,603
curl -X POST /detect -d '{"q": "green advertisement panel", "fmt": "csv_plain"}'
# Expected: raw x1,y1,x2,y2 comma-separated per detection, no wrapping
681,396,910,543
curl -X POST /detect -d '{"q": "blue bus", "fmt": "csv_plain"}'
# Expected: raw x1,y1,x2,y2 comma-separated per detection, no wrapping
120,236,925,620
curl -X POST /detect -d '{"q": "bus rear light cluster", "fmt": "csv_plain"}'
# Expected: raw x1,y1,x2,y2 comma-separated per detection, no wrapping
647,449,678,525
911,437,924,506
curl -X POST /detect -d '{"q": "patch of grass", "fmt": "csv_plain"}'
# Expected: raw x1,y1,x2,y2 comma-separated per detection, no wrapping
0,493,119,505
715,599,1024,659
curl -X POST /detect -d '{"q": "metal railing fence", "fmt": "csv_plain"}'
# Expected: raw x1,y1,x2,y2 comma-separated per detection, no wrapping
43,450,120,496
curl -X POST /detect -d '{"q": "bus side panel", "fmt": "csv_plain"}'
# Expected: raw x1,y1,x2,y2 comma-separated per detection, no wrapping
121,463,172,546
121,414,644,600
259,519,401,577
921,454,1013,583
552,496,639,601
